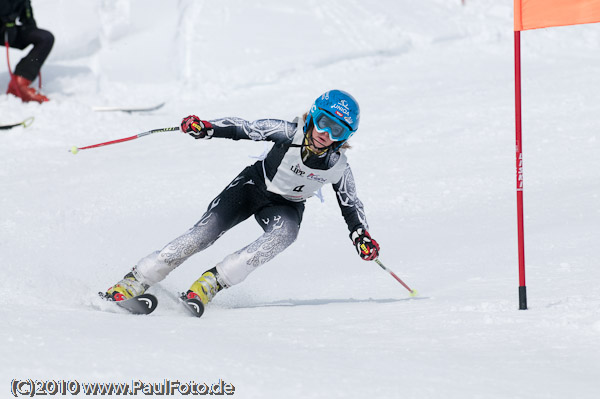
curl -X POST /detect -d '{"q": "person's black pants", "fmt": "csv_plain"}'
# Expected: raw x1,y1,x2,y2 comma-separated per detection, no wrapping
1,26,54,81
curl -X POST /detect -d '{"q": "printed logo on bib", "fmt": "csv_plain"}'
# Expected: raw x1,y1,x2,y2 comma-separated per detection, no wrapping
307,173,326,183
291,163,305,176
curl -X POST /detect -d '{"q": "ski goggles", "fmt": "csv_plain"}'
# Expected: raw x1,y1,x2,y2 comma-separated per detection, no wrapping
311,109,354,142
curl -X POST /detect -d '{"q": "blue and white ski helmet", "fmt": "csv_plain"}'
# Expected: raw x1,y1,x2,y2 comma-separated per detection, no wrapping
304,90,360,142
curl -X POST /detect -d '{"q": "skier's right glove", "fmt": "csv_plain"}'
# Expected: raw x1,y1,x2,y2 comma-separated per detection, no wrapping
181,115,214,140
350,228,380,261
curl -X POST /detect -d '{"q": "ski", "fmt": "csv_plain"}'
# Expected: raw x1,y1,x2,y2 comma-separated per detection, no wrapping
0,116,34,130
179,293,205,318
92,102,165,113
99,292,158,315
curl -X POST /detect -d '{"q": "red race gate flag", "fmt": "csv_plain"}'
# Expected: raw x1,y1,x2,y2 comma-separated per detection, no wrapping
513,0,600,309
515,0,600,31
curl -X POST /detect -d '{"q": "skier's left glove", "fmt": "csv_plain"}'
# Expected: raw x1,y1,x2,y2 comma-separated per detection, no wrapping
181,115,214,139
350,228,380,261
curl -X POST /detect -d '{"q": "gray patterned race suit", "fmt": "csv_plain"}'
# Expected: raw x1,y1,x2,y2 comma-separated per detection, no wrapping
135,116,369,287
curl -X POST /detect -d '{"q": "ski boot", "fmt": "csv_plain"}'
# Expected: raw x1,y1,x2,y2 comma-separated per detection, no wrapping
7,75,49,103
104,270,149,302
180,267,224,317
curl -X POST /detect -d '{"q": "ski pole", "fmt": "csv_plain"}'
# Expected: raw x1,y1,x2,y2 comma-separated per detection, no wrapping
0,116,35,130
5,33,13,78
374,258,418,297
69,126,180,154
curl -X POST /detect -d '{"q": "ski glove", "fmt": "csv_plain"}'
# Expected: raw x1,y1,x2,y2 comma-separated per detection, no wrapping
350,228,380,261
181,115,214,139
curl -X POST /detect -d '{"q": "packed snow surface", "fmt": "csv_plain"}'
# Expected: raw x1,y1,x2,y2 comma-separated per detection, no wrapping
1,1,599,398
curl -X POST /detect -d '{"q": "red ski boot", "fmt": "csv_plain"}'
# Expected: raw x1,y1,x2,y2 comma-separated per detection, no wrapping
6,75,49,103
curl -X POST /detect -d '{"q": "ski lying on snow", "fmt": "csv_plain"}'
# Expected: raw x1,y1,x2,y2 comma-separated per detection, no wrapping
179,293,205,318
92,102,165,113
0,116,35,130
99,292,158,315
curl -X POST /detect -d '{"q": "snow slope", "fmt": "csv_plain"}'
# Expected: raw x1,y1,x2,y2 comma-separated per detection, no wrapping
1,1,600,398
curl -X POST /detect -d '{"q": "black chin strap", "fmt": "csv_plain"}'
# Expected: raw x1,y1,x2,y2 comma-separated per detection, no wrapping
300,130,336,152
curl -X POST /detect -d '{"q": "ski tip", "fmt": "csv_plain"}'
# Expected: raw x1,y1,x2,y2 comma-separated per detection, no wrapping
184,299,205,318
99,292,158,315
127,294,159,314
179,293,205,318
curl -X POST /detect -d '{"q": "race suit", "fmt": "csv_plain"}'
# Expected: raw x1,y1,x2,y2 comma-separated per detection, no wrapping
135,116,369,287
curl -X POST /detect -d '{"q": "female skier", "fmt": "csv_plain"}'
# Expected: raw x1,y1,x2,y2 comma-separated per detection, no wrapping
103,90,380,311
